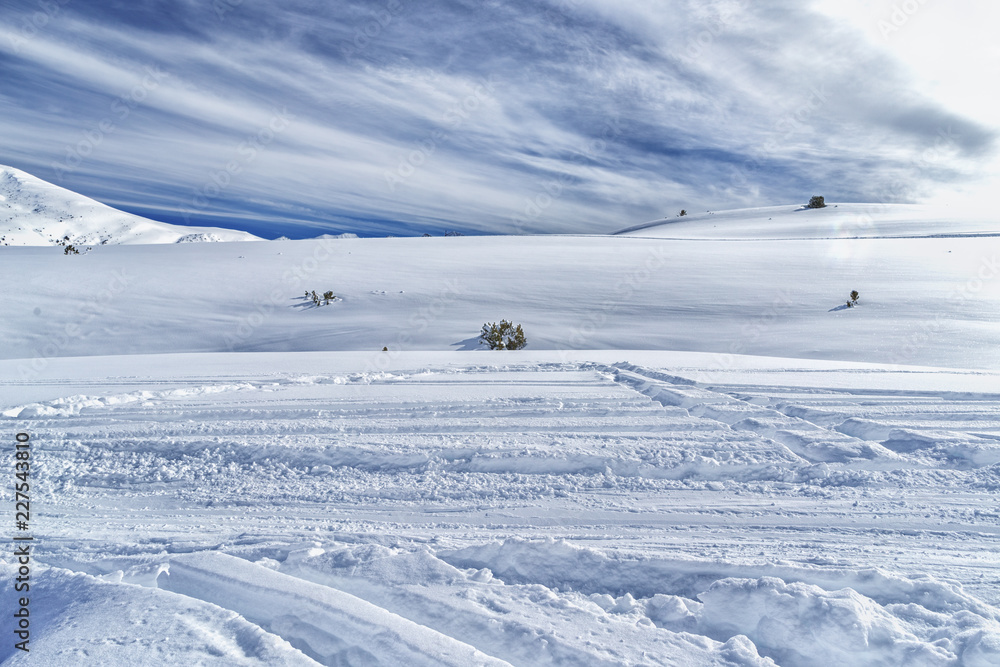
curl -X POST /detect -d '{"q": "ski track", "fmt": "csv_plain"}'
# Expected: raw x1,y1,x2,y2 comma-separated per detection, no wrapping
4,358,1000,665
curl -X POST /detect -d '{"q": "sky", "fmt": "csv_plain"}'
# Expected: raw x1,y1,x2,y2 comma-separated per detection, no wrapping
0,0,997,238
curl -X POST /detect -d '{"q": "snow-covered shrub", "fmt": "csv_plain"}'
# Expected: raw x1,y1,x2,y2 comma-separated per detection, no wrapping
807,196,826,208
480,320,527,350
304,290,338,306
847,290,860,308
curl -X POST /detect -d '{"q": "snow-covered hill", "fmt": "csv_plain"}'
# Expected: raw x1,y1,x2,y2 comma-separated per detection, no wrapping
616,203,999,240
0,165,263,245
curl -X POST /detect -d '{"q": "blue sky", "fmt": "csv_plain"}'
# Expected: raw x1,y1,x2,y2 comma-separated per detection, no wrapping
1,0,997,237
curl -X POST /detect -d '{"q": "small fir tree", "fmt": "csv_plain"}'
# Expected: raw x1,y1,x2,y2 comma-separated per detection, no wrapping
479,320,527,350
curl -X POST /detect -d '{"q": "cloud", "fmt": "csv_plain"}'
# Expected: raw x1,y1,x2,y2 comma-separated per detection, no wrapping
0,0,995,236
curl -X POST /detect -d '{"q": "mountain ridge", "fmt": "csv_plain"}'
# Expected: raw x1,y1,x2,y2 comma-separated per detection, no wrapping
0,165,263,246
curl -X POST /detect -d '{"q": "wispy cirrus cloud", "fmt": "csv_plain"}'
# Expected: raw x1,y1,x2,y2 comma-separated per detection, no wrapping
0,0,995,237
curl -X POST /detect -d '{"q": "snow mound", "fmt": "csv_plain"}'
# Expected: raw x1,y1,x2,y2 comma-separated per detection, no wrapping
0,563,316,665
157,551,510,666
1,382,258,418
698,577,1000,667
881,429,1000,467
442,538,1000,666
443,538,998,617
0,165,262,245
275,541,777,665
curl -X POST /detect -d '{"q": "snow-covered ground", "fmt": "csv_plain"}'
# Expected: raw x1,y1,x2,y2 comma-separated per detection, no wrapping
3,352,1000,665
2,176,1000,665
3,225,1000,369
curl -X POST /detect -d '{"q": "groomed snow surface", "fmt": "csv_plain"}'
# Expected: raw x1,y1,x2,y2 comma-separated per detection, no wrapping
2,179,1000,665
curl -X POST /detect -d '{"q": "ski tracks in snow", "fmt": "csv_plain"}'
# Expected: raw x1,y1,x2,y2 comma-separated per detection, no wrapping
4,357,1000,665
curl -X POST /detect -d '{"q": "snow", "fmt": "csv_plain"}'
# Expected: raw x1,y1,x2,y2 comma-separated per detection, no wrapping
159,551,509,666
0,165,262,246
3,172,1000,665
3,352,1000,665
3,229,999,369
615,203,1000,240
0,563,315,665
313,233,360,240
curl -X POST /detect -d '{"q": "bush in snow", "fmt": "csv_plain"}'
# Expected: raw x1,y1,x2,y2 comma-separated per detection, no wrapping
305,290,338,306
480,320,527,350
55,235,83,254
679,209,687,217
807,196,826,208
846,290,860,308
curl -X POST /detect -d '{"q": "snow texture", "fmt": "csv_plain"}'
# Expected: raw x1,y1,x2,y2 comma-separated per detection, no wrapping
2,169,1000,665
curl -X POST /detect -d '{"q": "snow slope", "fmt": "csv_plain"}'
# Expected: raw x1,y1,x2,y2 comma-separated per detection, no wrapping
0,165,262,246
615,203,999,240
